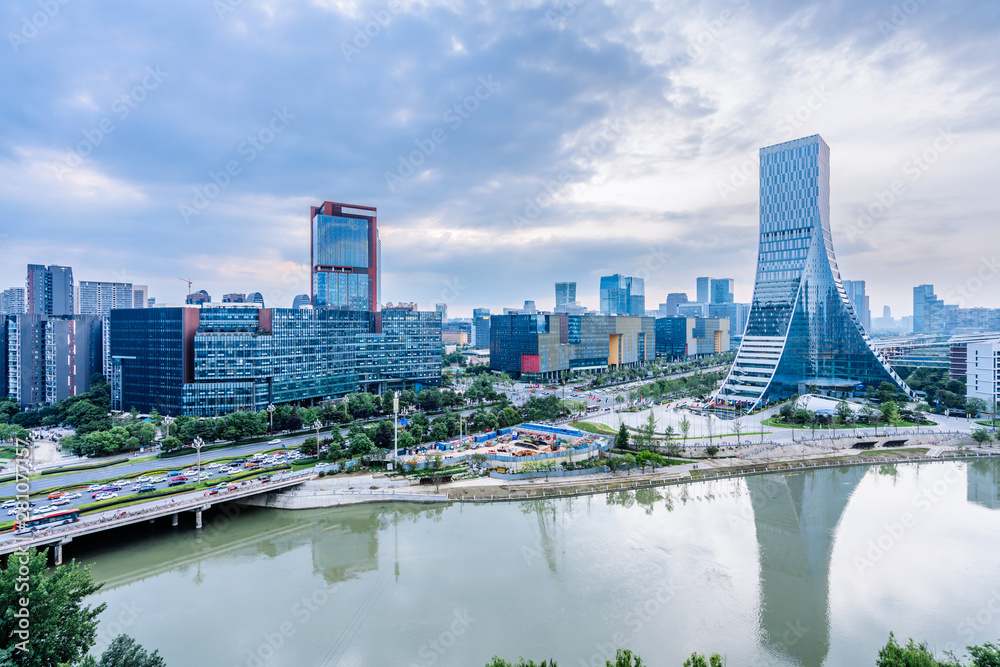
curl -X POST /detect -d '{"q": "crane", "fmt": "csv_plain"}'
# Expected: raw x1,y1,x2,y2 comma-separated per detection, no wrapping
178,278,193,294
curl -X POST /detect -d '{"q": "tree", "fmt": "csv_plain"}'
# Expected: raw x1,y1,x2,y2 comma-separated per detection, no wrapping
616,422,630,450
875,632,955,667
160,436,184,452
620,453,636,471
705,444,719,458
680,416,691,446
683,653,723,667
485,658,556,667
966,398,989,420
606,649,646,667
731,417,744,444
300,436,319,455
76,634,166,667
881,401,901,428
348,432,376,459
972,429,993,446
861,404,879,434
0,547,106,667
836,400,853,425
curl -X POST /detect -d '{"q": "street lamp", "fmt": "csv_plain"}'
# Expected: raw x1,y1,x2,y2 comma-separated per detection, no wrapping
267,404,276,432
160,416,174,459
313,419,322,443
393,390,400,462
192,437,204,484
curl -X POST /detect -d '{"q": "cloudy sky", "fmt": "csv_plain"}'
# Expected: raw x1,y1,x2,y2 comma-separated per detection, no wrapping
1,0,997,318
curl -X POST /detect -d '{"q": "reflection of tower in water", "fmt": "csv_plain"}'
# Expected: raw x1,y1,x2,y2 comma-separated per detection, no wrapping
747,467,867,666
967,460,1000,510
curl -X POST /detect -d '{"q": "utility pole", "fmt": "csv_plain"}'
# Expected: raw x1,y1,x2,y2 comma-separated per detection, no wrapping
393,391,399,462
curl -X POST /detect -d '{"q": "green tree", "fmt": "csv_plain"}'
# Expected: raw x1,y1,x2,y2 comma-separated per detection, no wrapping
160,436,184,452
836,400,853,425
705,444,720,458
875,632,956,667
881,401,901,427
972,429,993,446
682,653,723,667
606,649,646,667
76,634,166,667
616,422,630,450
680,416,691,445
485,658,556,667
0,548,106,667
966,398,989,419
348,432,376,458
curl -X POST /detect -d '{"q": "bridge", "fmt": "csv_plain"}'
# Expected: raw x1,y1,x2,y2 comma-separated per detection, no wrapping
873,332,1000,372
0,470,316,565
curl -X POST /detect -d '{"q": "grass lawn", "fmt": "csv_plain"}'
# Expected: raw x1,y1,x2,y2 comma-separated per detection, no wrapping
571,421,617,435
857,448,930,457
762,416,931,431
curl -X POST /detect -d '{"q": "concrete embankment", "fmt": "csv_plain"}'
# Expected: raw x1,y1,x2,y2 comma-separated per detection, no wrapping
237,474,447,508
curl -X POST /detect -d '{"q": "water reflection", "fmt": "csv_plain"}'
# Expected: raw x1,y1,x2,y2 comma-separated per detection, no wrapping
747,467,867,666
968,459,1000,510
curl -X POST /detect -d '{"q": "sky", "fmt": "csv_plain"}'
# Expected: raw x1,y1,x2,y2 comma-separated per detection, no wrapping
1,0,998,319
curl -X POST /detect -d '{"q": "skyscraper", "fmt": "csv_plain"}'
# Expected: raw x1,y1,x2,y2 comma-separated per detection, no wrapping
661,292,688,317
78,281,134,316
132,285,148,309
599,275,645,316
26,264,74,316
472,308,491,348
696,277,710,304
311,201,380,312
913,284,945,334
555,282,576,309
1,288,25,315
841,280,871,332
435,303,448,323
715,135,913,408
710,278,734,304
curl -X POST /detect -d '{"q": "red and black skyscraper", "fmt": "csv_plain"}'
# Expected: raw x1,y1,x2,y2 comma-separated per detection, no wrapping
310,201,380,314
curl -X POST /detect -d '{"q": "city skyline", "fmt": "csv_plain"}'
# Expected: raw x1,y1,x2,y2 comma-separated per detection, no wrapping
1,1,997,318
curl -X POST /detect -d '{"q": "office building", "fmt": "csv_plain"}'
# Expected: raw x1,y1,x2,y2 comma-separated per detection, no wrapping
715,135,913,408
311,201,380,312
913,284,945,334
708,302,750,344
696,277,710,305
3,314,103,408
490,312,654,380
78,281,135,316
435,303,448,323
133,285,149,309
696,277,735,305
842,280,871,332
222,293,247,303
26,264,74,316
472,308,491,348
109,305,441,416
655,316,731,359
883,305,891,319
555,282,576,309
185,290,211,305
292,294,311,309
599,274,645,316
523,300,537,313
677,302,708,318
248,292,265,307
967,341,1000,413
1,288,25,315
660,292,688,318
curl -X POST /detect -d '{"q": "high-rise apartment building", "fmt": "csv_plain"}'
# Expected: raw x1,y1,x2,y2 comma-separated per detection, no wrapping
311,201,380,313
555,282,576,309
841,280,871,332
26,264,74,316
599,274,644,316
967,341,999,414
78,281,135,316
716,135,913,408
1,288,25,315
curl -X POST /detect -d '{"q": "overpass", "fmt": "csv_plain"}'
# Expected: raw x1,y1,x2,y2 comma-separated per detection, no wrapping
0,470,316,565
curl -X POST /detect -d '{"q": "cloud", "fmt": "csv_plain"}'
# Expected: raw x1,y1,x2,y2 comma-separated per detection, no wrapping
0,0,996,316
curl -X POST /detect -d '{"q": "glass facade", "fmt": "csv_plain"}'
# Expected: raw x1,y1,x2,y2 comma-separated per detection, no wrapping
311,204,378,312
716,135,914,407
599,275,645,316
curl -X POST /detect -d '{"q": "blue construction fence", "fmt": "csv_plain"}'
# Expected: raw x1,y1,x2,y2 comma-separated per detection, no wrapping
485,439,611,464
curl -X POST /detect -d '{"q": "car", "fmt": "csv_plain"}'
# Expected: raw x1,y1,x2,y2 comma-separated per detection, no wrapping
47,491,65,500
138,485,156,492
243,462,259,469
232,458,246,465
95,492,118,501
167,479,186,487
1,499,18,509
130,484,141,492
113,479,128,486
87,484,104,492
257,474,271,482
64,492,82,500
204,489,218,496
149,476,167,483
268,439,281,445
102,485,122,492
227,484,238,491
51,498,70,506
166,471,181,477
315,462,332,470
206,463,222,469
137,475,151,482
33,505,53,514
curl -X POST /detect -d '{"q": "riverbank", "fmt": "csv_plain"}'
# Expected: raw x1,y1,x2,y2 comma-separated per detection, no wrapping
245,432,992,508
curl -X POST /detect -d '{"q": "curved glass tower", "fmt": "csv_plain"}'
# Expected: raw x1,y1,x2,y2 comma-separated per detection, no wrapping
715,135,914,408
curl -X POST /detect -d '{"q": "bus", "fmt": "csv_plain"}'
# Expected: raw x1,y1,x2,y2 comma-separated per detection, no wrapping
15,508,81,535
586,405,600,414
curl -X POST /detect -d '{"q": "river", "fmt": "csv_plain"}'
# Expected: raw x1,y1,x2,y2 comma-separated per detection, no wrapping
76,460,1000,666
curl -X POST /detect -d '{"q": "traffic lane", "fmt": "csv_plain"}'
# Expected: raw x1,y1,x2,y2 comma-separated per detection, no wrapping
0,433,313,499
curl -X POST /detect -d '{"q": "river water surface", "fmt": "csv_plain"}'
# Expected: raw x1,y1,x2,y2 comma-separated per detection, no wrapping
78,460,1000,666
